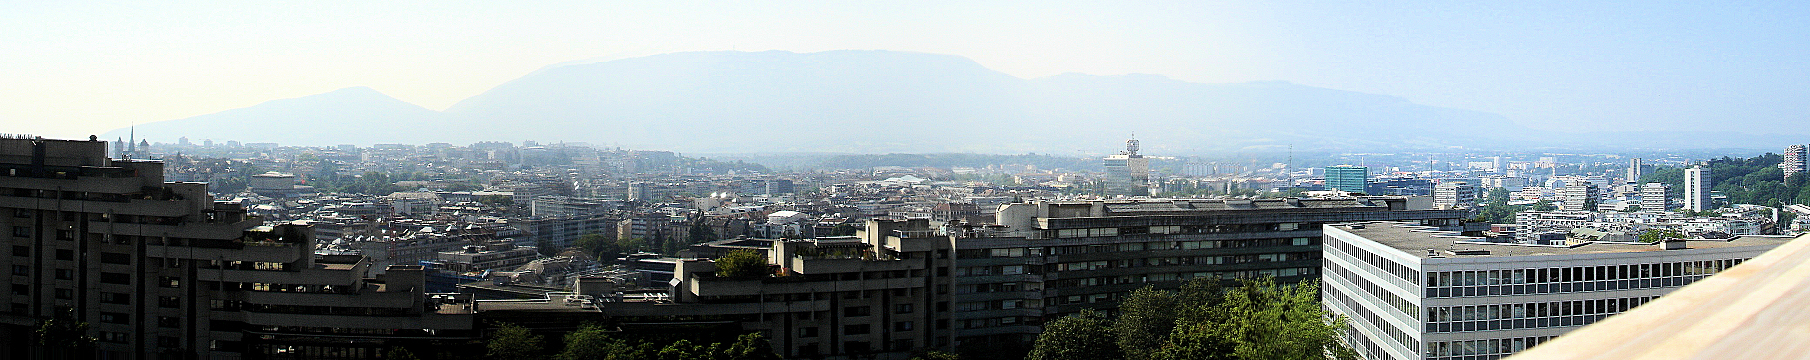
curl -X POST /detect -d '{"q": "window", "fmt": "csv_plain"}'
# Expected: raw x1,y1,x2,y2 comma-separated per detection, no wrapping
159,276,180,288
10,245,26,257
55,249,72,260
100,253,130,265
10,265,26,276
10,284,27,295
11,226,28,237
55,229,73,240
843,324,870,335
158,336,180,349
100,332,129,343
99,312,128,324
54,269,73,280
896,303,914,314
158,316,180,328
100,292,131,304
54,288,72,299
99,272,130,285
798,327,819,338
844,306,871,317
13,209,29,218
894,321,914,331
159,296,180,308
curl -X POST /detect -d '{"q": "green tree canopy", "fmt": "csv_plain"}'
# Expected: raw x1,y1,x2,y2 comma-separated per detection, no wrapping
487,322,545,360
714,249,769,278
1028,310,1123,360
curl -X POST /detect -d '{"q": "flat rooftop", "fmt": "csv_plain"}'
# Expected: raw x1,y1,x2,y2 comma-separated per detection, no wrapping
1334,221,1796,258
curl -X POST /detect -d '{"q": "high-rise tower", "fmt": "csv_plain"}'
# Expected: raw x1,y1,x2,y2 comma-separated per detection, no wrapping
1782,145,1807,179
1685,165,1712,211
1102,136,1150,197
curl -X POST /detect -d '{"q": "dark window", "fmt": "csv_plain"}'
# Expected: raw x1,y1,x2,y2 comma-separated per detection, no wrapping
100,292,131,304
896,303,914,314
843,324,870,335
798,327,818,338
10,265,26,276
55,230,73,240
55,249,72,260
100,253,129,265
99,272,130,285
844,306,871,317
54,269,73,280
11,226,28,237
99,312,128,324
159,296,180,308
159,277,180,288
157,316,180,328
10,284,27,295
13,209,29,218
54,288,72,299
10,245,26,257
894,321,913,331
158,336,180,348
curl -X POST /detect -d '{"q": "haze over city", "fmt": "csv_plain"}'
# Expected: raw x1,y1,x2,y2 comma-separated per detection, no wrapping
6,1,1809,151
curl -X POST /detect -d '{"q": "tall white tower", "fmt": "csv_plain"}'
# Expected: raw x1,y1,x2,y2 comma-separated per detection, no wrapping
1684,165,1712,211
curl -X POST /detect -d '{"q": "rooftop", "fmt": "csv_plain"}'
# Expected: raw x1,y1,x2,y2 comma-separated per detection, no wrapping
1333,221,1795,258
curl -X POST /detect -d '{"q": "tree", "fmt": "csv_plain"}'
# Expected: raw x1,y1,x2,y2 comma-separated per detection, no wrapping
558,324,633,360
1155,278,1356,360
1028,310,1122,360
487,322,545,360
34,314,96,359
384,347,423,360
715,249,769,278
1115,286,1181,359
1638,228,1685,243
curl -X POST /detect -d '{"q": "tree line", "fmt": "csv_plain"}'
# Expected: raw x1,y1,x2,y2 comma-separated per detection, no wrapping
1028,277,1355,360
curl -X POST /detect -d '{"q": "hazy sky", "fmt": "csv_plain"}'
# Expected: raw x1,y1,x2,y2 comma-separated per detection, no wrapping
5,1,1807,140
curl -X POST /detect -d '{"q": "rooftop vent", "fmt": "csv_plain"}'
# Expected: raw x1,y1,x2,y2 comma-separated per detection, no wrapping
1349,224,1366,229
1426,249,1444,258
1447,249,1492,256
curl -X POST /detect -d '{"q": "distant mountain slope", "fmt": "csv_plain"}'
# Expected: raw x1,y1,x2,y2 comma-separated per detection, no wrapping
108,50,1552,152
100,86,443,146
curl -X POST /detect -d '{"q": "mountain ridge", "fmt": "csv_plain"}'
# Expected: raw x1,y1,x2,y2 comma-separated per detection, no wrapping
100,50,1787,153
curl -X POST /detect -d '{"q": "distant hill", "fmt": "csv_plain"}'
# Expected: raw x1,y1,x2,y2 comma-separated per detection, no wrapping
104,50,1785,153
100,86,441,146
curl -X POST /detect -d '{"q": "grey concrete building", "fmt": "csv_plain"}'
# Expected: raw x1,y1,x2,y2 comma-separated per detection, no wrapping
1323,221,1792,360
0,137,474,360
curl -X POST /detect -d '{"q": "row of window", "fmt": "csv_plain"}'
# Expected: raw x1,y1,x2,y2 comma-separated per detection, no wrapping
1050,252,1316,272
1425,336,1556,360
1325,281,1420,356
1325,232,1421,286
1044,267,1318,289
1323,260,1418,319
1424,296,1657,333
1043,238,1315,255
1049,223,1306,239
1424,259,1744,287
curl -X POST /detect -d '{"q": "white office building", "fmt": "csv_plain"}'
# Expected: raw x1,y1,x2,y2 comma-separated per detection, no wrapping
1322,221,1792,360
1684,166,1711,211
1639,183,1668,212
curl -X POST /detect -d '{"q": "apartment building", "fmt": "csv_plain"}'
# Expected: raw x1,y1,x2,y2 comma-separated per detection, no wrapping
949,198,1472,351
1322,221,1791,360
0,137,473,360
604,219,957,359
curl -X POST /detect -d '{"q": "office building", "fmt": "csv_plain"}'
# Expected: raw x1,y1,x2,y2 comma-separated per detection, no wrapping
1626,158,1642,183
952,197,1471,351
1102,137,1150,197
1783,145,1807,179
1433,182,1478,210
0,137,472,359
1684,165,1711,211
609,219,956,359
1322,221,1791,360
1559,181,1600,212
1640,183,1669,212
1326,165,1370,194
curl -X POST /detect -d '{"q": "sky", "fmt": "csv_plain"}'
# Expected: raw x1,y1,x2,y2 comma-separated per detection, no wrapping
4,0,1808,140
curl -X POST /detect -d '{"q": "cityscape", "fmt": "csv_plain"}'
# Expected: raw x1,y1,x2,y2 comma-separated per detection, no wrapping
6,2,1810,360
